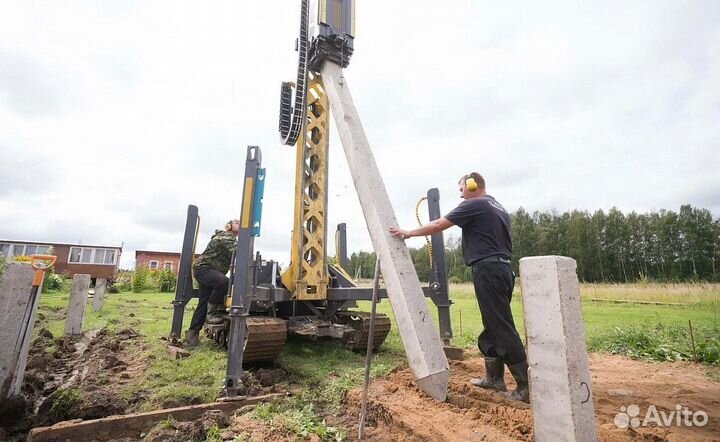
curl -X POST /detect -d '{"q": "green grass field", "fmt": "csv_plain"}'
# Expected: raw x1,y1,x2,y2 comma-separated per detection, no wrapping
357,283,720,363
33,282,720,436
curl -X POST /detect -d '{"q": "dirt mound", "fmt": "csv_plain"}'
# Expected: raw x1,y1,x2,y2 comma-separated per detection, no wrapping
208,368,288,401
589,354,720,441
342,351,720,442
344,360,531,442
31,329,141,424
229,413,288,442
0,395,30,429
116,328,140,340
0,328,148,440
144,409,229,442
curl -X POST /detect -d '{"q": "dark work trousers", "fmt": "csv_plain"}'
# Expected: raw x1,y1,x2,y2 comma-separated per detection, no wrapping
189,266,229,331
472,261,527,365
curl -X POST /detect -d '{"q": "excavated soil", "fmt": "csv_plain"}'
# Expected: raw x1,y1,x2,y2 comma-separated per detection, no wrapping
341,351,720,442
5,331,719,441
0,327,148,440
0,327,289,442
181,351,720,442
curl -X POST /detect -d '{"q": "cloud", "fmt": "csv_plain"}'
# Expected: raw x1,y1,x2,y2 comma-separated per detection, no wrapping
0,144,61,196
0,0,718,272
0,52,72,116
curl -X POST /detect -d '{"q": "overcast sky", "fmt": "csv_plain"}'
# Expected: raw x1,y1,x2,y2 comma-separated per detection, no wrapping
1,1,718,269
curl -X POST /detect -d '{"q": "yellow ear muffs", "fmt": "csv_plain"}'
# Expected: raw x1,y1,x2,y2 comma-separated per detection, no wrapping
466,177,478,191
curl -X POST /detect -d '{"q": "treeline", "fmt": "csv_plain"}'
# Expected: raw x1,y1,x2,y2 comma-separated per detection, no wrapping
347,205,720,283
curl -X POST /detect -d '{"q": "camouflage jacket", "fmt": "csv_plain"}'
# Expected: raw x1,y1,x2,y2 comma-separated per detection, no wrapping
193,230,237,274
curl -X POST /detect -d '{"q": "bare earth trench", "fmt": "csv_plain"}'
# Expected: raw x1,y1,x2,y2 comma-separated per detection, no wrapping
2,329,719,442
341,350,720,442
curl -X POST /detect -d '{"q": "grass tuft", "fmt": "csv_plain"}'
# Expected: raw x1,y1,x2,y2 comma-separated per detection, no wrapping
50,388,81,417
205,424,223,442
589,323,720,364
253,397,344,442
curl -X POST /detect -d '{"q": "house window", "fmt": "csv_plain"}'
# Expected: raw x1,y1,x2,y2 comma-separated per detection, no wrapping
163,261,173,271
0,243,52,258
12,245,26,257
99,249,117,265
68,247,118,265
22,245,50,255
93,249,116,264
149,260,159,270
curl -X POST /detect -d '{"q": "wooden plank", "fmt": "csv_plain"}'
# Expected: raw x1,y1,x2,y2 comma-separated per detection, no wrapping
320,62,449,401
28,393,286,442
588,298,690,306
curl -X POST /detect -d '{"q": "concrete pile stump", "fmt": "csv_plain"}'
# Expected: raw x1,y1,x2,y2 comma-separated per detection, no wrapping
519,256,597,442
65,274,91,337
0,262,40,398
92,277,107,312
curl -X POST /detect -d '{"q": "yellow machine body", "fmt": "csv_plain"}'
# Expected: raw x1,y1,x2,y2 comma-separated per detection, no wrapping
281,74,330,300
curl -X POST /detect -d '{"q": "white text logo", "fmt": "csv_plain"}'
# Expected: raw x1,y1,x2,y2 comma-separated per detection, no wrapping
614,404,708,429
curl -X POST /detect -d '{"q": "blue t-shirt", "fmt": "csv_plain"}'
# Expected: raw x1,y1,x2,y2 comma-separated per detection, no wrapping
445,195,512,266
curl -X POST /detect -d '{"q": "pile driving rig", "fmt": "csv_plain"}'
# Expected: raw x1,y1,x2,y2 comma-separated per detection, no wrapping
169,0,454,396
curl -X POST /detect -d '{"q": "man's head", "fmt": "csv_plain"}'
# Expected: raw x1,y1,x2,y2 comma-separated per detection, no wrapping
458,172,486,199
225,219,240,236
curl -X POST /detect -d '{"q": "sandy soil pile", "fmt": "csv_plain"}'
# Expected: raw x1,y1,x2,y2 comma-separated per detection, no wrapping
342,351,720,442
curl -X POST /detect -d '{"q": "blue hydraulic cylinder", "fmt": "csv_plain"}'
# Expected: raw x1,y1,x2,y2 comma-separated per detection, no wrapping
251,168,265,237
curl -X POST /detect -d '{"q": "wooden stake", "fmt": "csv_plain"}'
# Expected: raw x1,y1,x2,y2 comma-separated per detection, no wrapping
689,320,697,362
359,257,381,440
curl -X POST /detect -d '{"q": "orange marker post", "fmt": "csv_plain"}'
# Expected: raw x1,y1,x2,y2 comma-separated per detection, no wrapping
31,255,57,287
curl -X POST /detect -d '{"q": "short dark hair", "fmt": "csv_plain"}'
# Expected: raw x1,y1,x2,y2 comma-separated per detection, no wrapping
458,172,485,190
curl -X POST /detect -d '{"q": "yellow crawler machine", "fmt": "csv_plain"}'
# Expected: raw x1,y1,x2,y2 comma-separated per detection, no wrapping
169,0,454,397
278,70,393,352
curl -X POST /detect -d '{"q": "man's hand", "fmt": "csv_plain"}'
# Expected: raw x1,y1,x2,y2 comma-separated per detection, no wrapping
389,227,411,239
390,218,452,240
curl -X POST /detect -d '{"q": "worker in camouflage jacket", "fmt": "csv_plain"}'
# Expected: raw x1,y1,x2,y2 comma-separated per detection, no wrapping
184,219,239,348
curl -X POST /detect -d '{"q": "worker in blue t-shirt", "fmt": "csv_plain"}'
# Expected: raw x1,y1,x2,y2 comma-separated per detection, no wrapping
390,172,528,403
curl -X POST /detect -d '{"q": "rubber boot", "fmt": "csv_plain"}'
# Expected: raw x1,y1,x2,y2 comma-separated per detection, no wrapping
503,361,530,403
206,303,227,325
470,357,507,391
184,329,200,349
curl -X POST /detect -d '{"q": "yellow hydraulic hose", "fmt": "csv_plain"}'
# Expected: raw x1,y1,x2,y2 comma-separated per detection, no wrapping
415,197,433,267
